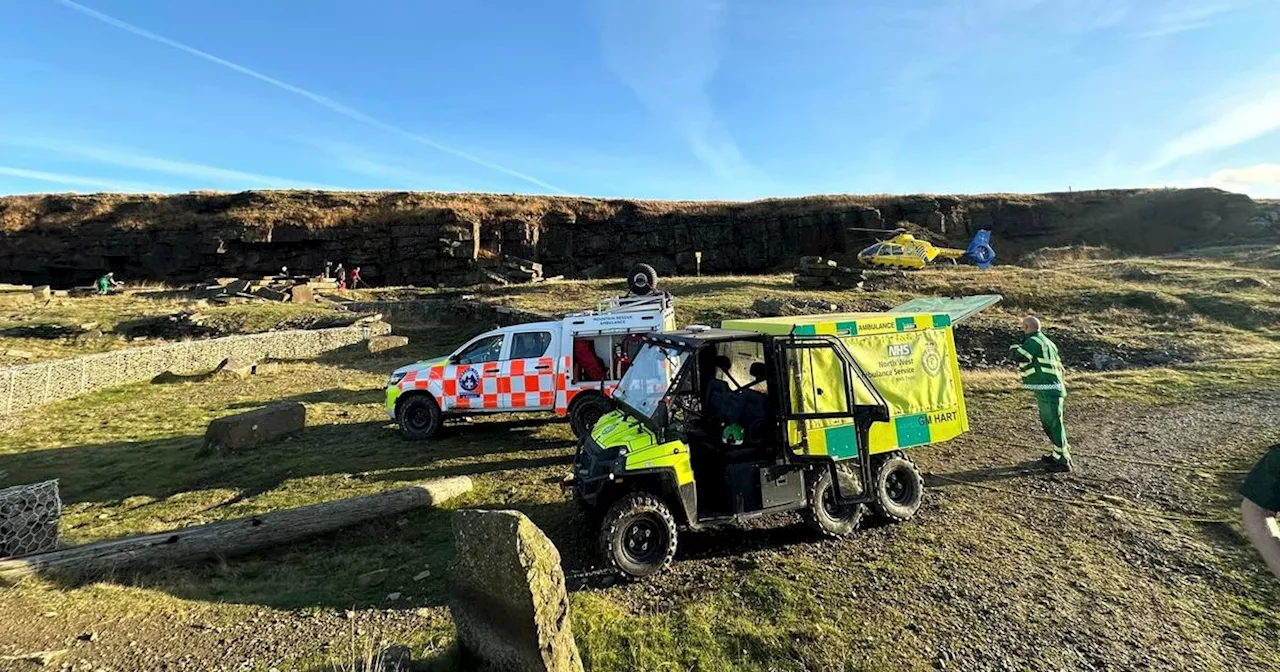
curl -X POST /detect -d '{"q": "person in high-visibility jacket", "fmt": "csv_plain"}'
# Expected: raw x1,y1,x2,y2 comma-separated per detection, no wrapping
1010,316,1072,472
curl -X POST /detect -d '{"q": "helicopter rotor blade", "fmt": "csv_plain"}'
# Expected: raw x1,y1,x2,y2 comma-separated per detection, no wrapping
847,226,908,234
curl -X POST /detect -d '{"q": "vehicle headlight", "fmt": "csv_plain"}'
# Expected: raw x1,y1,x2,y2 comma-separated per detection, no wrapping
387,371,407,387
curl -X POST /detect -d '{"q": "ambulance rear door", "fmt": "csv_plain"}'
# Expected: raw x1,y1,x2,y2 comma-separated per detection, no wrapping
887,294,1002,324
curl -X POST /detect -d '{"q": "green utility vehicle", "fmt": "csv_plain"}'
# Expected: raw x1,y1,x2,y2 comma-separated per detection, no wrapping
567,296,999,579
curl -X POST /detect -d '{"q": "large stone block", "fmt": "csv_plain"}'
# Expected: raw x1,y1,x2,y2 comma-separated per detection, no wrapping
201,402,305,455
368,335,409,354
289,284,314,303
252,286,288,302
451,510,582,672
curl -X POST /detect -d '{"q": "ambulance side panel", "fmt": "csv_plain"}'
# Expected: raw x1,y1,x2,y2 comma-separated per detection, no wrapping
726,312,969,455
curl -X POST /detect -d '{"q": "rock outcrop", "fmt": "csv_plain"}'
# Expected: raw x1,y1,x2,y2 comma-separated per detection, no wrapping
0,188,1267,287
450,509,582,672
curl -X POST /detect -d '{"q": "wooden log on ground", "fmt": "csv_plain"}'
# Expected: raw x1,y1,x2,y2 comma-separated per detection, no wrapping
0,477,472,584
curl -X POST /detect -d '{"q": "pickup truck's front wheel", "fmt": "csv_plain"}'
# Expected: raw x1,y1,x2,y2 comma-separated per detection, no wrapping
398,394,441,440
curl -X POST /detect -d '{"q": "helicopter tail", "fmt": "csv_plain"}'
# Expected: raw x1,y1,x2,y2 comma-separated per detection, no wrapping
963,230,996,269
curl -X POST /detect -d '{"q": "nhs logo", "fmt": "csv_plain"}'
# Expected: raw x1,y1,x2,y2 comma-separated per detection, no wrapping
887,344,912,358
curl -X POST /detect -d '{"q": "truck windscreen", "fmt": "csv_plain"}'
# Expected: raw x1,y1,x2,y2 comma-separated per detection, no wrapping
612,343,691,421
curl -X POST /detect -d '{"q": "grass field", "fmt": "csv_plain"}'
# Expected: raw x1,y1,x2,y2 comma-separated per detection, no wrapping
3,251,1280,671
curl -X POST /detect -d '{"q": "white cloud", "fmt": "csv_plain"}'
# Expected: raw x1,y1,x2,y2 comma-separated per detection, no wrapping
1139,3,1236,37
2,138,347,190
53,0,565,194
302,139,470,191
0,166,166,193
340,158,460,191
1145,68,1280,171
17,141,341,190
1202,163,1280,198
591,0,758,181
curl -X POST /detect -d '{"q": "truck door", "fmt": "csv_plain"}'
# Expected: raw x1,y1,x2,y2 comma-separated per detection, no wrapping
447,333,505,411
501,329,557,411
775,337,888,459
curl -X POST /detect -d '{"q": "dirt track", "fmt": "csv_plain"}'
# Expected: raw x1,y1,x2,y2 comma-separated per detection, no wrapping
590,392,1280,671
3,391,1279,671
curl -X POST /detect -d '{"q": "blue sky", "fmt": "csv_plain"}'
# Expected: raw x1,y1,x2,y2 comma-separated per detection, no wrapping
2,0,1278,199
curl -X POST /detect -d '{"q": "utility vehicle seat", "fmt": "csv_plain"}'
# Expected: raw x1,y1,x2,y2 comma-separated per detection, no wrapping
743,362,768,389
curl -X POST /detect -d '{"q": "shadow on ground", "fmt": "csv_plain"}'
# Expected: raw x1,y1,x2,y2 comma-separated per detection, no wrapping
0,416,570,508
1,409,588,611
924,459,1047,488
0,324,84,339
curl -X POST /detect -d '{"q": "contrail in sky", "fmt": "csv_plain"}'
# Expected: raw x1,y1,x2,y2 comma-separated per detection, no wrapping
53,0,566,194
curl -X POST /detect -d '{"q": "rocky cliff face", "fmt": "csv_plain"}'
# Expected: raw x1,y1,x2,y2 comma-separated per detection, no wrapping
0,188,1270,287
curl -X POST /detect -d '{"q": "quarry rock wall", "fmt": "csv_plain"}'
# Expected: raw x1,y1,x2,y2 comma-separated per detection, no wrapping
0,188,1271,287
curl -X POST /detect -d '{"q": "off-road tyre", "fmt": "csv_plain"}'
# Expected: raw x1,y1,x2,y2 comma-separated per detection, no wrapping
871,452,924,522
398,394,442,440
599,492,678,580
803,467,865,537
569,393,613,439
627,263,659,296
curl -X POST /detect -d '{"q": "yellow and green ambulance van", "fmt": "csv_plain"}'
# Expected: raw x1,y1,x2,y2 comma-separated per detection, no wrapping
567,295,1000,579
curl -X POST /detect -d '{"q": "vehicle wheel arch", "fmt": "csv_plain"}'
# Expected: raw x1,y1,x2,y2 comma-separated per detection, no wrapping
395,389,440,415
596,469,693,528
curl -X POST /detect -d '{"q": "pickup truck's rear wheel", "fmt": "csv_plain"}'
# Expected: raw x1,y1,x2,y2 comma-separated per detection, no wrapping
804,467,865,537
871,452,924,522
570,393,612,439
600,492,677,580
398,394,441,440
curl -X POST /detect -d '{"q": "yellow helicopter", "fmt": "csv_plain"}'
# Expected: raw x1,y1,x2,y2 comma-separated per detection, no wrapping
853,228,995,270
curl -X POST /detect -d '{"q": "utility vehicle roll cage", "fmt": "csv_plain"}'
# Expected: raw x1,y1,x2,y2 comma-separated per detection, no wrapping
627,329,892,505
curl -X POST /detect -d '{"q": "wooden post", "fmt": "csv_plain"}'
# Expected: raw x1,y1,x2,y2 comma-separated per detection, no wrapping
0,477,472,583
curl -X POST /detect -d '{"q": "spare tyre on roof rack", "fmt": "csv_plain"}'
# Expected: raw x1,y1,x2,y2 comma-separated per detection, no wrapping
627,263,659,296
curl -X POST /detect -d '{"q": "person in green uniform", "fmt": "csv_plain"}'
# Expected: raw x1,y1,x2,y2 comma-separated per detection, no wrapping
95,272,114,295
1009,316,1071,472
1240,445,1280,579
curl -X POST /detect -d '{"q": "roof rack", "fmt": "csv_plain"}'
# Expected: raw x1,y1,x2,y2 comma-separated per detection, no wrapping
561,292,673,318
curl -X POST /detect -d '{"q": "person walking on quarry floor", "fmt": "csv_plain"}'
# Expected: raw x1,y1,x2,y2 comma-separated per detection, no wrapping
1010,316,1072,473
96,272,121,295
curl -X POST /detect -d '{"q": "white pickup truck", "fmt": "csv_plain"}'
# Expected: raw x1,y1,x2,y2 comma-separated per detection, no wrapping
386,291,676,440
